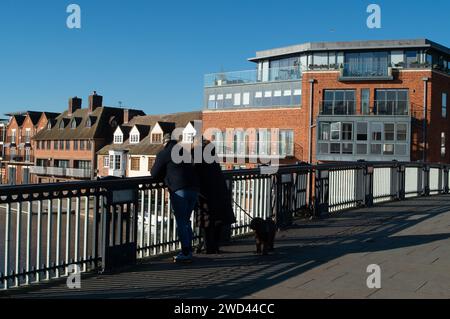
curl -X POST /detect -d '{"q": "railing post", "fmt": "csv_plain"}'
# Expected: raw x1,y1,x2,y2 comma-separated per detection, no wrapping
314,168,329,217
397,164,406,201
364,165,374,208
444,166,449,194
423,164,430,196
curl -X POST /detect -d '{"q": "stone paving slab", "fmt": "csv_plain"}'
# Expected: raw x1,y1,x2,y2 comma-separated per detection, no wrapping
1,195,450,299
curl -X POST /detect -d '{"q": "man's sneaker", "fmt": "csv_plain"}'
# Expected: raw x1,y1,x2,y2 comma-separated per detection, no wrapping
173,252,193,263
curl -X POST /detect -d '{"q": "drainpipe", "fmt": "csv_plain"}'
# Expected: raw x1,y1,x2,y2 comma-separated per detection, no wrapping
422,77,429,162
308,79,315,164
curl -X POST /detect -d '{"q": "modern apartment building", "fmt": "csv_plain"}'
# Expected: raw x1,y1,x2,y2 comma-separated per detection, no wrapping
1,111,59,185
97,111,202,178
202,39,450,167
30,92,145,183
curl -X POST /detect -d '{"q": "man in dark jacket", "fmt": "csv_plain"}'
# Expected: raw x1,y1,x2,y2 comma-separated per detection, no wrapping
151,134,200,262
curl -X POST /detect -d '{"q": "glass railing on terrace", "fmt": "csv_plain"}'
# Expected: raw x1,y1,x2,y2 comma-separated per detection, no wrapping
204,66,302,87
341,62,391,78
319,100,410,116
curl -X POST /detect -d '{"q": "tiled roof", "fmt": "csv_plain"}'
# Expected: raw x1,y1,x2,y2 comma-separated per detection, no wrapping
97,111,202,156
33,107,145,141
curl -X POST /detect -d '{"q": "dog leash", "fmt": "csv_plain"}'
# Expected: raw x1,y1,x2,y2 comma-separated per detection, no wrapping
199,193,254,220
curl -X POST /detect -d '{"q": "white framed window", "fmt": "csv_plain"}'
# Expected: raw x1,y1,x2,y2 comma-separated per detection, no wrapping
110,155,121,170
114,134,123,144
319,122,330,141
441,132,446,158
371,123,383,141
330,122,341,141
104,156,110,168
234,93,241,106
243,92,250,105
183,133,195,143
130,134,139,144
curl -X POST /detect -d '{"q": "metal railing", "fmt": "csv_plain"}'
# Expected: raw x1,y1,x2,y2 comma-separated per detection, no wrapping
30,166,92,179
319,100,410,116
1,161,449,290
205,66,302,87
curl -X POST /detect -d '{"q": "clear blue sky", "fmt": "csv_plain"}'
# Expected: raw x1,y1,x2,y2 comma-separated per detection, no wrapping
0,0,449,115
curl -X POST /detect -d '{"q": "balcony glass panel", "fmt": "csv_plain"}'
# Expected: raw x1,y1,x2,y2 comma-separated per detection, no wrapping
343,51,389,78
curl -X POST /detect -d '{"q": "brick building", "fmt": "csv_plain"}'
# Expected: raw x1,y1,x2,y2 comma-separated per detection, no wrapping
97,111,202,178
202,39,450,168
30,92,144,183
0,118,8,183
1,111,59,185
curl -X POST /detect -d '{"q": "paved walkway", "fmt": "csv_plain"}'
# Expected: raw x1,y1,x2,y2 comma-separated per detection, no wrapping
2,195,450,299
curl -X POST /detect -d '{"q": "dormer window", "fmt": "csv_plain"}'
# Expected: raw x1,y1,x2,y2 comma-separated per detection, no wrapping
183,133,195,143
130,134,139,144
59,121,65,129
152,133,162,144
114,134,123,144
71,119,77,129
47,122,52,130
86,118,92,128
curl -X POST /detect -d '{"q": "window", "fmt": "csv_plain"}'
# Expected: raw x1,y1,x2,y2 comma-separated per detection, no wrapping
148,158,155,171
375,89,409,115
443,93,448,118
46,141,51,150
384,123,395,141
341,123,353,141
357,123,368,141
54,140,59,150
59,121,65,129
86,117,92,128
243,92,250,106
319,123,330,141
233,131,245,156
110,155,121,170
342,143,353,155
114,134,123,144
66,140,71,150
383,144,395,155
257,129,271,156
279,130,294,156
208,95,216,109
356,144,367,155
318,143,329,154
396,144,407,156
130,134,139,144
104,156,109,168
441,132,446,158
152,134,162,144
36,141,41,150
183,133,195,143
371,144,382,155
330,122,341,141
59,140,64,150
80,140,85,150
344,51,389,77
371,123,382,141
71,119,77,129
234,93,241,106
330,143,340,154
73,140,78,150
405,50,418,67
361,89,370,115
130,157,140,171
397,124,407,141
86,140,92,150
323,90,355,115
75,160,91,169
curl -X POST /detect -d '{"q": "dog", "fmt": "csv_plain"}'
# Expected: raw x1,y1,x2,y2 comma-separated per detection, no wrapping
249,217,277,255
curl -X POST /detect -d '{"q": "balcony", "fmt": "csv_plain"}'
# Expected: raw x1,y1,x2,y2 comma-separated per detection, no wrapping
319,100,410,116
1,155,34,163
339,62,393,81
30,166,92,179
204,66,302,88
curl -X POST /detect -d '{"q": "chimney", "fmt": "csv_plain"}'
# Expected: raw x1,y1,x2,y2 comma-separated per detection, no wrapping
88,91,103,112
68,96,82,115
123,109,130,124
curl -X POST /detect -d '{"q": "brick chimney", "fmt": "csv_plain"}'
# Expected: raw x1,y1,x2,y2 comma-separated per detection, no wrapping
123,109,130,124
68,97,82,115
88,91,103,112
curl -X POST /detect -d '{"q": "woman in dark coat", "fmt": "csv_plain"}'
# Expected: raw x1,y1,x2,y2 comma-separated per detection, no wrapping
195,139,236,254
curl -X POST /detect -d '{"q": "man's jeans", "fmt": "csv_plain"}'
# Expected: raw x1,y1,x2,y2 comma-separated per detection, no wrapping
171,189,198,254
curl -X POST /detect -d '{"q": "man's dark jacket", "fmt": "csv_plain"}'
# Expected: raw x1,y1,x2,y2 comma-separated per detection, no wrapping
151,140,200,193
